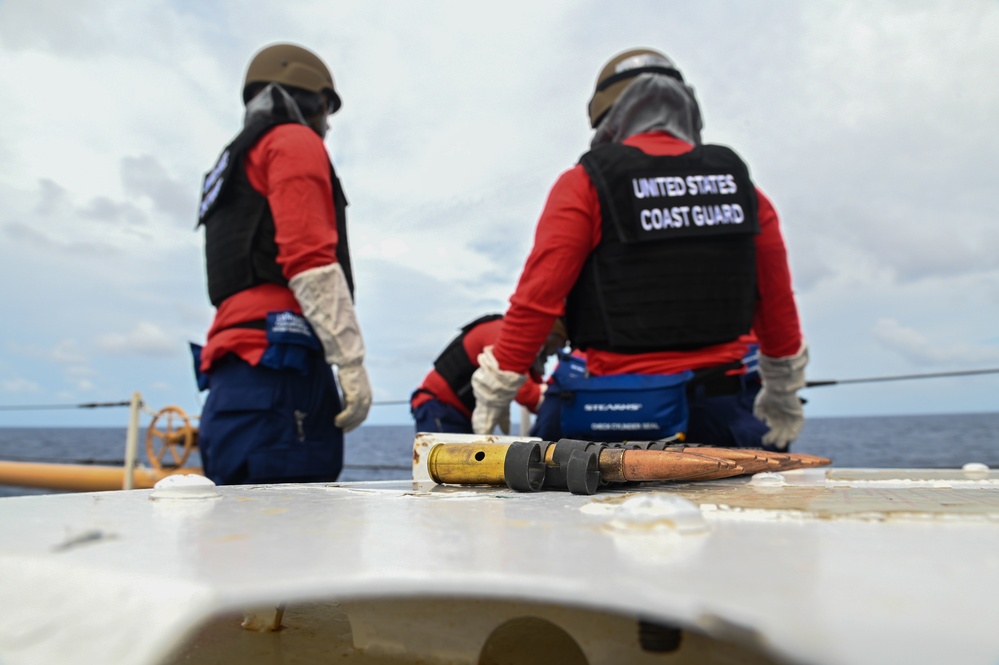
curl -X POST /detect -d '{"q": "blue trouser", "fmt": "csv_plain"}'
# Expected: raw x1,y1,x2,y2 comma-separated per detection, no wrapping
198,354,343,485
411,396,473,434
530,373,772,449
530,382,563,440
685,375,772,450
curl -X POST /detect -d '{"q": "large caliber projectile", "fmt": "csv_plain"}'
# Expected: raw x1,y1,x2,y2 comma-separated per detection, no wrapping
541,440,746,493
779,452,831,468
670,447,776,479
597,448,738,483
672,446,831,479
424,440,832,494
427,441,745,492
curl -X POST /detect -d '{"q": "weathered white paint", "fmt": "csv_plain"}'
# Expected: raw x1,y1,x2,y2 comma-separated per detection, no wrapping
1,444,998,665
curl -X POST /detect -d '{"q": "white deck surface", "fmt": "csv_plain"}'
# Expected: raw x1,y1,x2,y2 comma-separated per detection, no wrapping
1,464,998,665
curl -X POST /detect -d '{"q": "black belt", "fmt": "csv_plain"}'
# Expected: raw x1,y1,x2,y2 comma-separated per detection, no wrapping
687,361,745,397
217,318,266,332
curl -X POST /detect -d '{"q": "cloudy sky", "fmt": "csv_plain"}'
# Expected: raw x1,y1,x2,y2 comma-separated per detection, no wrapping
0,0,997,428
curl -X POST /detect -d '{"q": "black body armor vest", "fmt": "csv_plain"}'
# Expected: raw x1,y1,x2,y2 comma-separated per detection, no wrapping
566,143,760,353
433,314,503,411
198,118,354,307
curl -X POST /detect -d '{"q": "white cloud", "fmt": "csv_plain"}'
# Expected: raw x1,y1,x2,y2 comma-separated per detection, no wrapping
65,365,96,379
0,0,997,421
71,378,96,392
873,318,999,366
96,322,181,357
49,340,88,367
0,378,40,394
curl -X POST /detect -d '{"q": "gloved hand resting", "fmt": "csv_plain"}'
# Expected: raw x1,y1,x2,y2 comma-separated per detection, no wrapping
754,342,809,451
289,263,372,433
334,363,372,432
471,346,527,435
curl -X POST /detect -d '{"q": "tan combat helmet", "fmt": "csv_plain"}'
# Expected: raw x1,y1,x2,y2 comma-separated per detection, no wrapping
243,43,342,115
587,48,684,128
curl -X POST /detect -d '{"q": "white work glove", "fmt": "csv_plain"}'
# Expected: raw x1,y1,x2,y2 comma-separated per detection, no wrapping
334,363,372,432
471,346,527,435
289,263,372,432
754,342,809,451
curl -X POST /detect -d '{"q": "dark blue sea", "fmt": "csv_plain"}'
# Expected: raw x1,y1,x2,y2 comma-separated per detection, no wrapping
2,412,998,498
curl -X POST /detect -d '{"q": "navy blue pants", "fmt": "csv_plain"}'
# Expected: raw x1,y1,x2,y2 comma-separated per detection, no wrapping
530,375,772,449
685,376,773,450
411,397,472,434
199,354,343,485
529,382,562,440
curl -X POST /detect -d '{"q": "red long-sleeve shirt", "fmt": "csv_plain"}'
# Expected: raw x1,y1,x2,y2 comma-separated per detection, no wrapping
412,318,543,418
200,124,339,372
492,131,802,376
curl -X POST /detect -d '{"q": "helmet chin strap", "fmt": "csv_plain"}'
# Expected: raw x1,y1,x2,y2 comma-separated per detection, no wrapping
244,83,309,128
245,83,330,138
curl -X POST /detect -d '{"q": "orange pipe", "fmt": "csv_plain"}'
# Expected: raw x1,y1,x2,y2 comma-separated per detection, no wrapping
0,460,203,492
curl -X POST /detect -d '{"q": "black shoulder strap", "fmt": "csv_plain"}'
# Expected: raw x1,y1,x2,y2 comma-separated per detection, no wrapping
433,314,504,411
460,313,502,333
197,118,293,227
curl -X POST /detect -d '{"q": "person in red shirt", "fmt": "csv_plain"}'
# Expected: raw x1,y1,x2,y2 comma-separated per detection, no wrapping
411,316,566,434
471,49,808,451
195,43,371,484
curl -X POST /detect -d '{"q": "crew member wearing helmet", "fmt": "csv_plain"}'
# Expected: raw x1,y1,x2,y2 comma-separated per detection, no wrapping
196,43,371,484
470,49,807,451
410,315,566,434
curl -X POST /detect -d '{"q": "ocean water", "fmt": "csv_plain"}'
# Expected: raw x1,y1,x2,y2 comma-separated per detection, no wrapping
1,412,998,498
